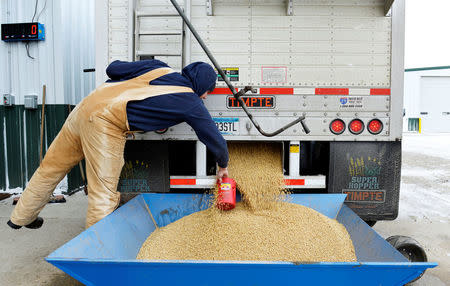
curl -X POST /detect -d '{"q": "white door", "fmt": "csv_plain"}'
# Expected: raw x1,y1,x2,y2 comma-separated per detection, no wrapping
420,76,450,133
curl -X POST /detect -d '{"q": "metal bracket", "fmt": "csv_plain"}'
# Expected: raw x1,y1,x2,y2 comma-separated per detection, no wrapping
206,0,213,16
234,87,310,136
287,0,293,16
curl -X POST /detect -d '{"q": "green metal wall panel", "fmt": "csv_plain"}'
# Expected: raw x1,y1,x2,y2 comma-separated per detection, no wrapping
68,160,85,191
25,109,41,181
44,105,84,192
1,105,84,192
4,106,25,188
0,106,6,190
45,105,67,146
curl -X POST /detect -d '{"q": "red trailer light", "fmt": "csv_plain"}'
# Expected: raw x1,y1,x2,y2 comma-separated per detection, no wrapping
330,119,345,135
349,119,364,135
368,119,383,134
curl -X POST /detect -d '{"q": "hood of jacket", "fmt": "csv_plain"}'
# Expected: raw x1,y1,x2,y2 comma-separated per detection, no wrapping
106,60,216,96
182,62,217,96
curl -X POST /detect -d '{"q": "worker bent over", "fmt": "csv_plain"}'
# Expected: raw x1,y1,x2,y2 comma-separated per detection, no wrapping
7,60,229,229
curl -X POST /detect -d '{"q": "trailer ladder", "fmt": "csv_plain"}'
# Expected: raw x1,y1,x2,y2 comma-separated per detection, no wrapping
134,10,184,68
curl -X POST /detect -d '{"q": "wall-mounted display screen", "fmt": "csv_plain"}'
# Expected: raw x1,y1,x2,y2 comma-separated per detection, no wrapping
1,22,45,42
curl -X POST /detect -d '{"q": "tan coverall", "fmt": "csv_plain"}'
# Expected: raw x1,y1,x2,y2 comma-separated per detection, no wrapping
10,67,193,228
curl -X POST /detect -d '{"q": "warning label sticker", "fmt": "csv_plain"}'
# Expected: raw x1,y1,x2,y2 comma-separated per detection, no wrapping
289,145,300,153
217,67,239,82
262,67,287,83
339,96,363,109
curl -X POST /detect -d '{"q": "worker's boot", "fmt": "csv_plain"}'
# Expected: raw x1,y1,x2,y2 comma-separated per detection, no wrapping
7,217,44,230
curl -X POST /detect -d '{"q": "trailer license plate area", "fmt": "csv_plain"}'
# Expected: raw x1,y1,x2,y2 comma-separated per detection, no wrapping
213,118,239,135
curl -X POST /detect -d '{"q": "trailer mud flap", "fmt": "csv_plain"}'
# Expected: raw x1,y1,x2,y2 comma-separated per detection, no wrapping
328,141,401,221
118,141,170,194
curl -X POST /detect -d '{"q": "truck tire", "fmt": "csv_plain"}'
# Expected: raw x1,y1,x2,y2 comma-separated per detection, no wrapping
386,235,427,283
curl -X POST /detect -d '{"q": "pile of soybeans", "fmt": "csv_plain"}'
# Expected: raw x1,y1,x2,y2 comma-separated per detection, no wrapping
137,142,356,262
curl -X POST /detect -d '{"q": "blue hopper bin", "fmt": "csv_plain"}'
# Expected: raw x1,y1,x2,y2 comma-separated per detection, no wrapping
47,194,436,285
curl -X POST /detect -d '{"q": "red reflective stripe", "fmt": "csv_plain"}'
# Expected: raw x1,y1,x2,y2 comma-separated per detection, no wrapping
260,88,294,95
209,88,238,95
284,179,305,185
370,88,391,95
170,179,196,185
315,88,349,95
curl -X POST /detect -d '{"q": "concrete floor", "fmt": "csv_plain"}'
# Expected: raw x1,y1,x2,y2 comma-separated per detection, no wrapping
0,134,449,285
374,134,450,285
0,193,85,286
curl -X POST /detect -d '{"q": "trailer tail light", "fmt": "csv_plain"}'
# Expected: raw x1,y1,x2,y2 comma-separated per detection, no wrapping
349,119,364,135
330,119,345,135
368,119,383,134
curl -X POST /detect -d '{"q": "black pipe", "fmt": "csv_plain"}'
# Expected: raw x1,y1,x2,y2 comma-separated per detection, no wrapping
169,0,309,136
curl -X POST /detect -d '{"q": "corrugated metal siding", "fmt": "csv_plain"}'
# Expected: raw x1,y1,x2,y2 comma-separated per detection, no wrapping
24,108,41,181
0,0,95,105
0,107,5,190
61,0,96,104
1,0,55,104
0,0,94,192
4,106,26,188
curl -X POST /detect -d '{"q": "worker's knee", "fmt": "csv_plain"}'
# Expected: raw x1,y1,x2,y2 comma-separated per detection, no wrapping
85,192,120,228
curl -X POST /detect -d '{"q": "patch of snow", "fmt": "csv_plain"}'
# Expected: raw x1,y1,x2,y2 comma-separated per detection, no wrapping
0,176,69,195
401,167,446,178
52,189,64,195
403,133,450,160
399,134,450,221
398,182,450,220
3,187,24,194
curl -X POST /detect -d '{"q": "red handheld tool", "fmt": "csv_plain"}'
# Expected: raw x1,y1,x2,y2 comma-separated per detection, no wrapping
216,178,236,211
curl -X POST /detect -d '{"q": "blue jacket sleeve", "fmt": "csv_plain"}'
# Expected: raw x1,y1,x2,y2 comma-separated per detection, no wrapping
184,103,229,168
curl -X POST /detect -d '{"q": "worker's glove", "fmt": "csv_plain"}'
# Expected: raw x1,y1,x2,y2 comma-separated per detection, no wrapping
6,217,44,230
216,167,229,184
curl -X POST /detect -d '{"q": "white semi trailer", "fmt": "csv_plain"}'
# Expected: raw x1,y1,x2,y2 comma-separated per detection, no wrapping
95,0,405,224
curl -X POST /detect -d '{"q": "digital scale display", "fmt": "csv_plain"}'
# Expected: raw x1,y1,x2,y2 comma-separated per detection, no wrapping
1,22,45,42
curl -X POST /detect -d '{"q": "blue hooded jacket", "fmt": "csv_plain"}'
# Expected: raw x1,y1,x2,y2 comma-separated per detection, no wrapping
106,60,228,168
